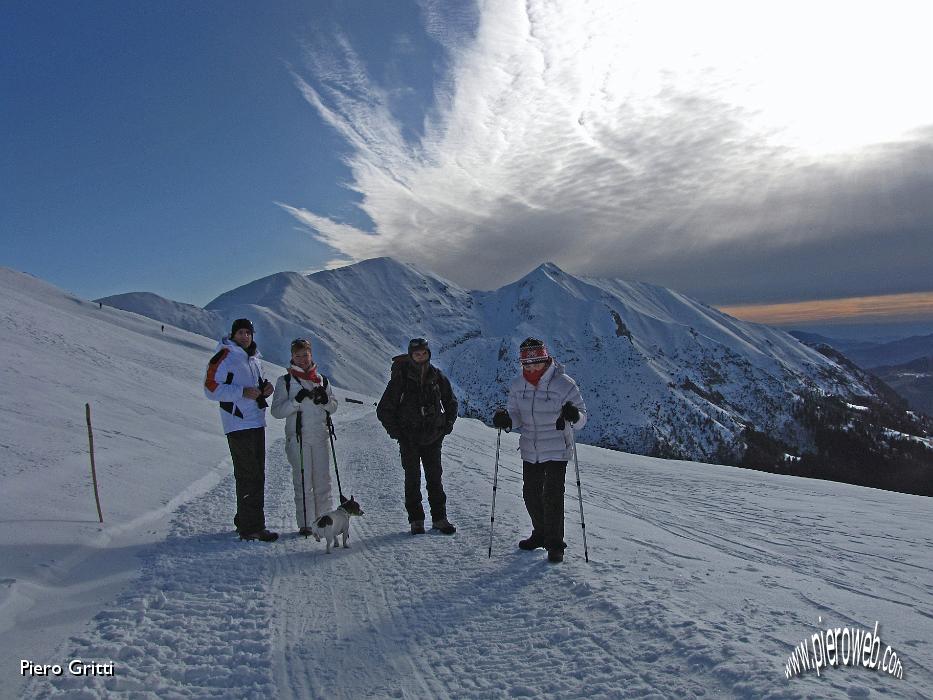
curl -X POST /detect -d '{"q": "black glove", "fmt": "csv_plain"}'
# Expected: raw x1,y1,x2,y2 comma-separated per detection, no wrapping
295,388,312,403
492,409,512,431
311,385,328,404
561,402,580,423
256,379,271,409
556,401,580,430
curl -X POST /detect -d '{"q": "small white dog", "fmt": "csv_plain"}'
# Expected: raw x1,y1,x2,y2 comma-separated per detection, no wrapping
311,496,364,553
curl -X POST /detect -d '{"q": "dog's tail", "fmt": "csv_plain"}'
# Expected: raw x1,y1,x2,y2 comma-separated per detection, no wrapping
315,515,332,529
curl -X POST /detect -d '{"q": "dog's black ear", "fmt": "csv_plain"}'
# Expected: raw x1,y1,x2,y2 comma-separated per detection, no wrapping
339,494,348,504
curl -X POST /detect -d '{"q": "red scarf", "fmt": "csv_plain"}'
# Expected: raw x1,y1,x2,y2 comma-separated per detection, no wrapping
523,360,550,386
289,363,321,385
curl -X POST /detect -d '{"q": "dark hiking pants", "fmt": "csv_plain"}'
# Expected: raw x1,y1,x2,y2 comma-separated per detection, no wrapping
399,438,447,523
522,460,567,550
227,427,266,534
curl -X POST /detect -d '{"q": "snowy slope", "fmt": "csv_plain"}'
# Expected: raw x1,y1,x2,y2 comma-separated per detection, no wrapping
100,257,888,464
0,268,280,698
95,292,225,340
4,268,932,699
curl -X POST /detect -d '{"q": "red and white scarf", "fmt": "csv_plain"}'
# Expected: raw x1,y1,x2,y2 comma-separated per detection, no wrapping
289,362,321,385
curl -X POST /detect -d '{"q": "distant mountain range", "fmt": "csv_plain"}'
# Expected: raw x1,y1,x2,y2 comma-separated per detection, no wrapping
100,257,933,494
789,329,933,369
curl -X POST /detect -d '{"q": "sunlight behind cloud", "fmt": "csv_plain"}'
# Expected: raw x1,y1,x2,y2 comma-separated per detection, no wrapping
285,0,933,302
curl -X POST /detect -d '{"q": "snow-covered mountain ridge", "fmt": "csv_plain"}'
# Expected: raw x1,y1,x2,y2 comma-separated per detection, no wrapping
100,258,931,483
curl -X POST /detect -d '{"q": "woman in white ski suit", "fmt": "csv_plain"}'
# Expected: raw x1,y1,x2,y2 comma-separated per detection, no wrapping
270,339,338,531
494,338,587,563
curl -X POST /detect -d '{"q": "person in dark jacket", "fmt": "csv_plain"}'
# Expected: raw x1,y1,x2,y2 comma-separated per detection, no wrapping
377,338,458,535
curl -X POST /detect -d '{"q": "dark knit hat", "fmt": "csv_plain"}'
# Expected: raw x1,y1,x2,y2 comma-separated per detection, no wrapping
231,318,254,336
408,337,430,357
519,337,549,365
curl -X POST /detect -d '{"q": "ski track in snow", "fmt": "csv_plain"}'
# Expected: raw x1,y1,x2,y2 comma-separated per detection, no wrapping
24,407,933,699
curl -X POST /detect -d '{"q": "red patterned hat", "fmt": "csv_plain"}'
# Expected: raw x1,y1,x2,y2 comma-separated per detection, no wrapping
519,337,549,365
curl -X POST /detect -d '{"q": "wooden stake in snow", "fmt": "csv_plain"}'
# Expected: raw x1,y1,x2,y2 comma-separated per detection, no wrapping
85,403,104,523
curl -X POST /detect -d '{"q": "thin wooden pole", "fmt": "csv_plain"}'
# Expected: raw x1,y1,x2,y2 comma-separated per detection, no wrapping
85,403,104,523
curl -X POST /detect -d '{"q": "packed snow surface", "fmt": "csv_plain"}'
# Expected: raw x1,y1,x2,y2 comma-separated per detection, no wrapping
2,267,931,699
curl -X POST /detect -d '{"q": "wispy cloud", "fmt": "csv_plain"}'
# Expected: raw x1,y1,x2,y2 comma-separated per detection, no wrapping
284,0,933,303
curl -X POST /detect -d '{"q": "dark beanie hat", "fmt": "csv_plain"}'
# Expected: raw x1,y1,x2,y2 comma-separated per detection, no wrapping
408,337,430,356
231,318,254,336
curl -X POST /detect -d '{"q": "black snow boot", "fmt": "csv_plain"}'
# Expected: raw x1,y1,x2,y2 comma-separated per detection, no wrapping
432,518,457,535
240,529,279,542
547,548,564,563
518,533,545,550
410,520,426,535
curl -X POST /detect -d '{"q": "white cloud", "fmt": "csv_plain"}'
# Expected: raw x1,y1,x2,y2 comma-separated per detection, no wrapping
285,0,933,300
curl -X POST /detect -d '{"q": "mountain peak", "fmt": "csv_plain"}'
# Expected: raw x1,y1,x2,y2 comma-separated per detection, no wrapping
316,256,434,282
500,261,582,295
342,256,407,272
205,271,311,310
536,261,565,274
528,261,567,279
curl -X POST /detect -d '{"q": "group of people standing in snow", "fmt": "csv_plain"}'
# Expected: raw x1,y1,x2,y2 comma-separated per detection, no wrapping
203,319,587,563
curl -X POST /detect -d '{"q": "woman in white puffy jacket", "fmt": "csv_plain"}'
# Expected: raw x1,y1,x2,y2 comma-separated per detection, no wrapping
493,337,587,563
271,338,338,535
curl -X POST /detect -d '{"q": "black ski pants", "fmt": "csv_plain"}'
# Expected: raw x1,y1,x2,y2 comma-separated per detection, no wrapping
399,438,447,523
522,460,567,550
227,427,267,534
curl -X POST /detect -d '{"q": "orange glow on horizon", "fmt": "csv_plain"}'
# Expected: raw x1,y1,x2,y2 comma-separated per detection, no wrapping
719,292,933,325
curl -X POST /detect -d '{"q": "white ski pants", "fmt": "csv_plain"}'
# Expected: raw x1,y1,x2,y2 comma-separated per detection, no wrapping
285,434,334,528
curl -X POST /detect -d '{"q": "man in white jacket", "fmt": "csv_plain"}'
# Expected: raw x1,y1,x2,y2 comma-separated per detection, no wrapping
270,338,338,536
203,318,278,542
493,338,587,563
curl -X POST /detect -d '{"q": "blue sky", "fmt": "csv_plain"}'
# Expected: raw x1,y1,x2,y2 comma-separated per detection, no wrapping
4,1,933,321
3,1,443,304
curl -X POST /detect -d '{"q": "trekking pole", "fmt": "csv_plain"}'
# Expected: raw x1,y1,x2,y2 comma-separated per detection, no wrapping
326,413,346,502
297,411,309,536
487,428,502,558
570,425,589,563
